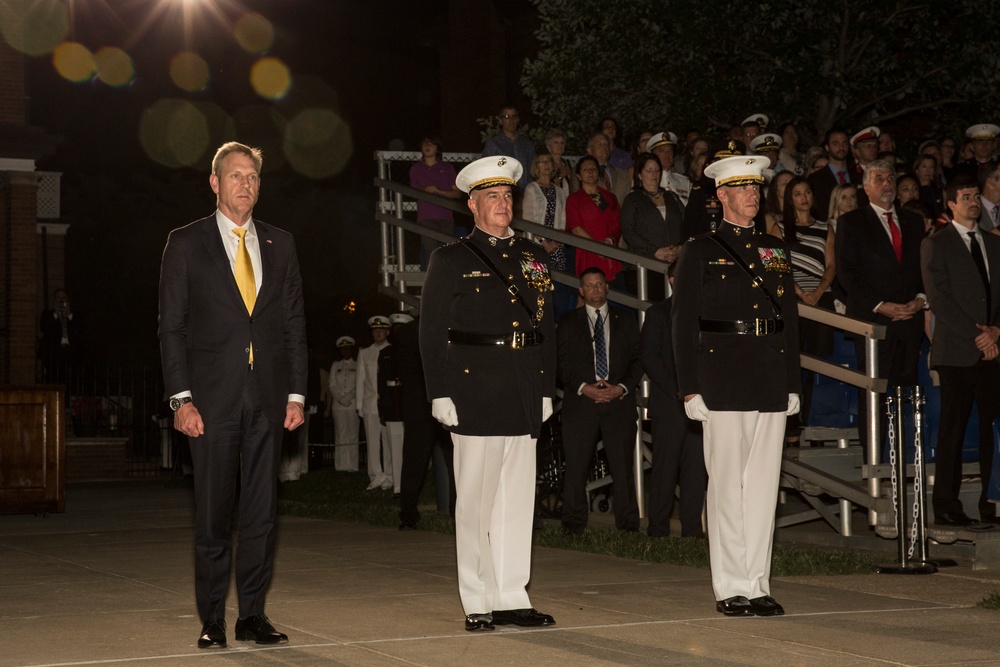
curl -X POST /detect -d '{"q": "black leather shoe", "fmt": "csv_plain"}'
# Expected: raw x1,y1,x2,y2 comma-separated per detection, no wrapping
716,596,755,616
235,615,288,644
935,511,975,527
464,613,494,631
198,618,227,649
749,595,784,616
491,608,555,627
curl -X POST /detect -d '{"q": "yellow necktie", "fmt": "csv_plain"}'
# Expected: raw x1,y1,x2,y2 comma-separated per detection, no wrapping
233,227,255,363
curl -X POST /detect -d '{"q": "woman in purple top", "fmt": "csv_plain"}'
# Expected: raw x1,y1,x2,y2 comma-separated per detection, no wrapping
409,136,462,266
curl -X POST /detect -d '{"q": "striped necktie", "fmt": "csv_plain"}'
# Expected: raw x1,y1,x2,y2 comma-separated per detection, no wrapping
594,310,608,380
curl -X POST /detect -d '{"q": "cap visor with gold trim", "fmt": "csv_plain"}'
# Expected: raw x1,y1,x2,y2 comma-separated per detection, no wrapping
368,315,390,329
456,156,523,193
966,123,1000,140
645,131,678,153
742,113,769,128
750,133,782,153
336,335,355,347
703,155,768,187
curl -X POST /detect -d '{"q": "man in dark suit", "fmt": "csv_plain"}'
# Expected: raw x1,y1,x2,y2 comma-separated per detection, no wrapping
640,272,706,538
921,174,1000,526
808,128,858,219
420,155,556,632
159,142,307,649
557,267,643,533
836,159,927,450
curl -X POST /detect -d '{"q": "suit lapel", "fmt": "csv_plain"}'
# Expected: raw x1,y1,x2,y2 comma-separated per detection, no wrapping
866,206,898,264
255,219,275,310
200,217,247,312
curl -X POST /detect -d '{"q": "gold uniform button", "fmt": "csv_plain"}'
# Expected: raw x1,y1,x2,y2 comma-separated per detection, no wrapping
475,287,480,293
709,348,714,353
721,274,726,279
753,303,759,310
464,368,470,373
508,274,514,280
749,262,755,269
503,253,509,258
513,321,520,328
746,243,752,249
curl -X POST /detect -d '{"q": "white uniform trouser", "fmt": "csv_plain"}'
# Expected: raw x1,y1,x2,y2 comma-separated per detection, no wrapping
453,433,536,616
384,421,404,493
362,412,388,483
703,410,785,601
332,406,359,472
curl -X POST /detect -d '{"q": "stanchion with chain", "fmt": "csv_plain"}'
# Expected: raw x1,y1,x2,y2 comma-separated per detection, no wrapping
876,386,937,574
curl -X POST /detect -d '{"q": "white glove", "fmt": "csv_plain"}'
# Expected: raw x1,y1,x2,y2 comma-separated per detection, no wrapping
786,393,801,416
542,397,553,422
684,394,710,422
431,397,459,427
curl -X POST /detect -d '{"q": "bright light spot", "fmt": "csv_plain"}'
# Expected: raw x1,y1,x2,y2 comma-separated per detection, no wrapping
139,98,212,168
234,12,274,54
95,47,135,87
0,0,69,56
250,57,292,100
53,42,96,83
344,301,356,314
170,51,210,92
283,108,353,179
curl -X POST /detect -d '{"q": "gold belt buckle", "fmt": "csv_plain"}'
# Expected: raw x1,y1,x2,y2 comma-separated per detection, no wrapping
754,318,773,336
510,331,525,349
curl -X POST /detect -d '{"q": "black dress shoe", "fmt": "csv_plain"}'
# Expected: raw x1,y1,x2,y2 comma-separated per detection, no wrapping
749,595,784,616
464,613,494,632
935,511,975,527
491,608,555,627
198,618,227,649
235,615,288,644
716,596,755,616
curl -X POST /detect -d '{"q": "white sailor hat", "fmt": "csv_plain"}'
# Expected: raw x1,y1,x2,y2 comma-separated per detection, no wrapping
456,156,523,193
850,126,880,145
645,131,678,152
368,315,390,329
742,113,769,128
389,313,414,325
750,133,782,152
703,155,769,187
335,335,355,347
966,123,1000,140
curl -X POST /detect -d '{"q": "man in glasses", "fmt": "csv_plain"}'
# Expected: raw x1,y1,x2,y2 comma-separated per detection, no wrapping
482,104,535,190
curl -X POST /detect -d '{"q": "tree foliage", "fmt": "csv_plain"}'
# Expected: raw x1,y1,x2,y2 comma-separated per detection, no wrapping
523,0,1000,150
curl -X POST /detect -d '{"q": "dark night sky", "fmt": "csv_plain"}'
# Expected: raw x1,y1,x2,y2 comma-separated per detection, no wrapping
27,0,450,370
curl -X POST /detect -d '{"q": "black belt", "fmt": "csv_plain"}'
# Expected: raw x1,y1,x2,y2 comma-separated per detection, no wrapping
699,317,784,336
448,329,544,350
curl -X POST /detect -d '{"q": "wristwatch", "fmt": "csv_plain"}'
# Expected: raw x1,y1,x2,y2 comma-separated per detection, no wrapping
169,396,193,412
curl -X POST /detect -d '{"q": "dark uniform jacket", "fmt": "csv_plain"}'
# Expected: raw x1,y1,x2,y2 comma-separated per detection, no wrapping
377,342,404,423
672,221,801,412
419,227,557,438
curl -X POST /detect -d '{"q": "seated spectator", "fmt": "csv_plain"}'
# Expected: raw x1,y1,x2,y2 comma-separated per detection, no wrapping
544,128,574,195
557,267,642,534
897,173,920,207
522,153,575,320
620,152,684,301
778,122,806,175
409,136,462,262
915,154,945,216
599,116,633,171
566,155,624,288
827,183,858,229
764,171,794,235
805,146,829,176
771,176,837,442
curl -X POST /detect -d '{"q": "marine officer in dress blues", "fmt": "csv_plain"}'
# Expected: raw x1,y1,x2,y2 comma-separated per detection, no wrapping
419,155,557,632
672,155,801,618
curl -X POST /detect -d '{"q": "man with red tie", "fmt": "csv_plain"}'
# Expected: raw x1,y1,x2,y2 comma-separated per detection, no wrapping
835,159,926,448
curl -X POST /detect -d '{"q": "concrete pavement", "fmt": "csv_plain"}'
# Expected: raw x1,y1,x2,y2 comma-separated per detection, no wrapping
3,479,1000,667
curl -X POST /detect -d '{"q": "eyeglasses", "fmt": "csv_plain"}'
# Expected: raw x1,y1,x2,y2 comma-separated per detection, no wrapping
500,114,519,119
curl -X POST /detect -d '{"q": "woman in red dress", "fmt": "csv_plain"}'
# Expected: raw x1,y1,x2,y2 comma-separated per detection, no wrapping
566,155,623,286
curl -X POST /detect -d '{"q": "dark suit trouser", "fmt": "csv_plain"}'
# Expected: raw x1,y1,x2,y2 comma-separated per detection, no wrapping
399,411,454,526
853,328,921,450
190,369,282,622
933,362,1000,519
561,401,639,530
647,400,706,537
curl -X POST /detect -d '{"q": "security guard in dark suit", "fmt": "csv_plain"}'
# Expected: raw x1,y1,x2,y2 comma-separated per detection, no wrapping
672,155,801,619
420,155,557,632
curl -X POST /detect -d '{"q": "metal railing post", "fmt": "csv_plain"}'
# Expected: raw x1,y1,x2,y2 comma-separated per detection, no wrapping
866,334,881,524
